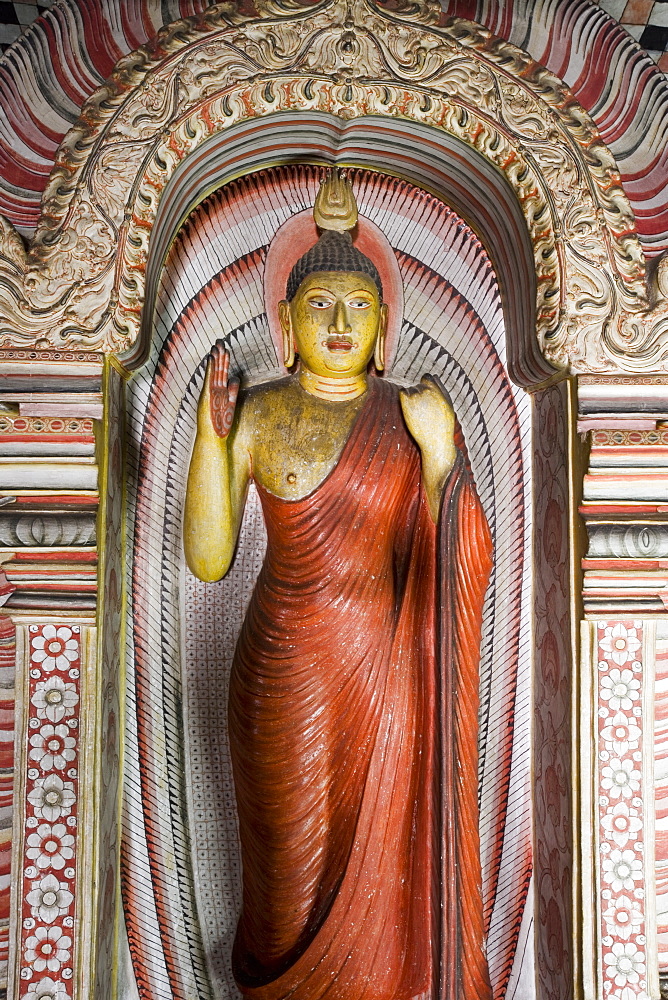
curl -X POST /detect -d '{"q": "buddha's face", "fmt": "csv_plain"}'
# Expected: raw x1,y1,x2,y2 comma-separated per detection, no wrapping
279,272,387,377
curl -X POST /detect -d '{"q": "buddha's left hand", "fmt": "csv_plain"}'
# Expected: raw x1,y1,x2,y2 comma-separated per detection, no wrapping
400,376,455,464
400,376,457,520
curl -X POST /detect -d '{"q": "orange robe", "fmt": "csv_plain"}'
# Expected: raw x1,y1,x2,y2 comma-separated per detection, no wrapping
228,377,493,1000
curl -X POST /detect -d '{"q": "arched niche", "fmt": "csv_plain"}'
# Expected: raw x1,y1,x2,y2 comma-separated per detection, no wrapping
137,112,542,386
115,97,590,1000
126,162,537,1000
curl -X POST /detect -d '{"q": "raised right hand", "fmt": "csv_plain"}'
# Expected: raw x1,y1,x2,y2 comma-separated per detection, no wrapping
205,342,239,439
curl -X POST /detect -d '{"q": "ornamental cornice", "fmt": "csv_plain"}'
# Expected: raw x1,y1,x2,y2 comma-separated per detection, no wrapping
0,0,666,372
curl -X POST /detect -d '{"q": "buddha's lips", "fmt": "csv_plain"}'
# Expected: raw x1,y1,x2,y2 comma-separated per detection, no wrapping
325,336,353,352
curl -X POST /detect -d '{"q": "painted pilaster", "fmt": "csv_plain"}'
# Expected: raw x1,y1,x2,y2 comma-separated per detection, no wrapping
579,377,668,1000
10,619,91,1000
0,351,124,1000
581,619,658,1000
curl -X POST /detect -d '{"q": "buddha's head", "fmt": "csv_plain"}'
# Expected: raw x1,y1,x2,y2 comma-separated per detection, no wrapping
278,172,388,376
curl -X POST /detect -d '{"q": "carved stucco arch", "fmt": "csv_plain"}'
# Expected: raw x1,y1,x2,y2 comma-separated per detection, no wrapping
0,0,666,374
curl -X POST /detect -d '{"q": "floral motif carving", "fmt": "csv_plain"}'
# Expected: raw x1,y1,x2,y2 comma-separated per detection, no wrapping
26,875,74,925
0,0,657,371
595,621,653,1000
15,624,82,1000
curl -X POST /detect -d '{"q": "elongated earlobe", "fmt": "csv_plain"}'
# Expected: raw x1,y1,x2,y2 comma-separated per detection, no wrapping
278,300,295,368
374,333,385,372
375,304,388,371
284,334,295,369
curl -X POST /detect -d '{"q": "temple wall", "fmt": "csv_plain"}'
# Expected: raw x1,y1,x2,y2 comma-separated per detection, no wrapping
0,1,666,999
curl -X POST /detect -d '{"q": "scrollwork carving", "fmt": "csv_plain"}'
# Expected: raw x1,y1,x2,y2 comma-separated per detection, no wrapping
498,81,556,142
0,216,27,277
0,0,660,371
252,0,331,16
299,26,386,78
368,0,441,25
613,256,668,370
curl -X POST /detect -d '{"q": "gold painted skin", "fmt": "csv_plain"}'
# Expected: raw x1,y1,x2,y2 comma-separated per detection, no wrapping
184,271,456,582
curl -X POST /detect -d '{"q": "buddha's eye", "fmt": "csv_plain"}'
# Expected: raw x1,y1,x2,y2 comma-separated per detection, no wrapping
308,296,334,309
349,298,371,309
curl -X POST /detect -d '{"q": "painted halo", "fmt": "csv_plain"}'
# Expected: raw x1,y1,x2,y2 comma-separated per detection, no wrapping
263,209,404,371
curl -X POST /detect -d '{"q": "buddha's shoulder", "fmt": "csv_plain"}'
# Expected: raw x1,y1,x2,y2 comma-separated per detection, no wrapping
241,375,297,413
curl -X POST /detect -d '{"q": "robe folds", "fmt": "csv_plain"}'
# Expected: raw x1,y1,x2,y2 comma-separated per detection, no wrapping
228,377,493,1000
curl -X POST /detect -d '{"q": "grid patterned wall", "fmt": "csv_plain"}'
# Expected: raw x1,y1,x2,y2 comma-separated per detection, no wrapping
600,0,668,69
0,0,52,53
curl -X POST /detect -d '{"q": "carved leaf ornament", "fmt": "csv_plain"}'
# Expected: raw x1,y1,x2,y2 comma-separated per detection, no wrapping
0,0,665,372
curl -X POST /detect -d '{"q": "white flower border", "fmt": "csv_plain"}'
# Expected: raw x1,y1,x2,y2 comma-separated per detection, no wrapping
17,624,81,997
596,621,656,1000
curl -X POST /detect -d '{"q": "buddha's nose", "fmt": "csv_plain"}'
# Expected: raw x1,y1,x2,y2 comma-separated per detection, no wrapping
331,299,350,334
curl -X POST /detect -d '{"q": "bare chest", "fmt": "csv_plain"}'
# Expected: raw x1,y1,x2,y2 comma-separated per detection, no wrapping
248,392,365,501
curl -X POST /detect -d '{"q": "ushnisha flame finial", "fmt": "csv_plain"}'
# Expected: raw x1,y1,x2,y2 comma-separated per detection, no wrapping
285,168,382,301
313,168,358,233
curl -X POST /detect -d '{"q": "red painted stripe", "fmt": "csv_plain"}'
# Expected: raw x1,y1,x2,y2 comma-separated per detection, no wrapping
10,551,97,563
7,495,99,505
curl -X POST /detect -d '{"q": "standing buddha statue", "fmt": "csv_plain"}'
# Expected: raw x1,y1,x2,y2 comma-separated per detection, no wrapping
184,170,493,1000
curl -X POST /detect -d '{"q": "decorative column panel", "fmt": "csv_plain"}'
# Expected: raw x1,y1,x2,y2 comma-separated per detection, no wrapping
533,378,578,1000
579,376,668,1000
654,622,668,977
0,351,124,1000
581,619,658,1000
11,619,93,1000
92,362,124,1000
0,617,16,993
